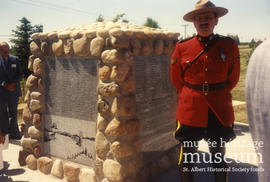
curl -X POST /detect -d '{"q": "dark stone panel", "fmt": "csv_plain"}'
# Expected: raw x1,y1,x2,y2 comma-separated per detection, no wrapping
43,57,98,166
133,55,178,162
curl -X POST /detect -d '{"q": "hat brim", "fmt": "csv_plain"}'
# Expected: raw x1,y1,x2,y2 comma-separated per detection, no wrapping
183,7,228,22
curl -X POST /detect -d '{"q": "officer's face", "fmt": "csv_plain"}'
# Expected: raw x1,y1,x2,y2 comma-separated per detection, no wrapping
0,45,9,58
193,12,218,37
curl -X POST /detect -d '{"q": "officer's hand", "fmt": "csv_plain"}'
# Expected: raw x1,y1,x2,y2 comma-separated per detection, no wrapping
4,82,15,91
0,132,5,144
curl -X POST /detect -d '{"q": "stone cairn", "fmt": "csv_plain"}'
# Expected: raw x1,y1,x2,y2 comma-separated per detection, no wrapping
20,20,180,182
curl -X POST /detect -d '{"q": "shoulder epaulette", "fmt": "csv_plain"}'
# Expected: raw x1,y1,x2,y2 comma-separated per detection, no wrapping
178,36,194,43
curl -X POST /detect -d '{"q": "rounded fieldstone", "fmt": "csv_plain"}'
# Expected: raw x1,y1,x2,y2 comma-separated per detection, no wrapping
28,55,35,71
22,105,33,125
93,158,105,181
131,39,141,56
38,78,45,91
141,39,153,56
110,64,130,82
33,58,44,76
51,159,64,179
123,51,134,64
30,91,43,100
33,146,41,158
26,75,38,91
31,33,39,40
20,122,26,134
95,132,110,159
154,39,164,56
111,96,136,119
64,39,74,57
39,33,48,41
73,36,90,57
26,154,37,170
18,149,30,166
103,159,126,182
79,168,97,182
111,141,136,159
21,137,40,153
99,66,111,82
33,113,42,128
48,32,58,40
30,41,43,57
97,114,107,132
85,30,96,39
58,30,71,39
133,29,145,39
29,99,42,112
24,91,30,103
97,29,109,38
101,49,122,64
97,99,110,114
98,82,120,97
122,28,134,37
63,162,80,182
41,42,50,57
90,37,105,57
101,178,109,182
52,39,64,57
109,28,123,37
110,36,130,49
71,30,84,39
37,157,53,174
28,126,42,139
104,118,127,139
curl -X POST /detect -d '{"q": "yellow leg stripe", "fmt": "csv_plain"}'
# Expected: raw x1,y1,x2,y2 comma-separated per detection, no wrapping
173,121,181,137
178,143,183,165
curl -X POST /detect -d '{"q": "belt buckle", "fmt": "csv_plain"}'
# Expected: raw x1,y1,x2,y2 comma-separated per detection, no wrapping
202,83,209,93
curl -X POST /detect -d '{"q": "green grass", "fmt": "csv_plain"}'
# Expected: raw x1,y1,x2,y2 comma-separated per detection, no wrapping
231,46,251,101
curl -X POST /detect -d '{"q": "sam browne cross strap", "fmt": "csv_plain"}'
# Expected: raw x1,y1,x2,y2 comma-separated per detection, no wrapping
181,35,226,93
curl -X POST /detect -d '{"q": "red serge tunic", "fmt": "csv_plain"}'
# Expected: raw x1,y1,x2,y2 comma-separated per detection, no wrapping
170,35,240,127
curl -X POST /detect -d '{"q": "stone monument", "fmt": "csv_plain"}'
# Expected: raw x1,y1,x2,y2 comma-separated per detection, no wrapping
20,20,180,182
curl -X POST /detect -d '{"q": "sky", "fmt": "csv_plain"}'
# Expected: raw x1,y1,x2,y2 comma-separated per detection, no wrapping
1,0,270,45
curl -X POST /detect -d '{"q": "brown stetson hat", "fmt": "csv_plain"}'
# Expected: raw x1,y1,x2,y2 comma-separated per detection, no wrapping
183,0,228,22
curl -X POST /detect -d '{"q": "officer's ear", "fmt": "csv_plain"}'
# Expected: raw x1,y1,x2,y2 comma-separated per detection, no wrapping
214,17,219,26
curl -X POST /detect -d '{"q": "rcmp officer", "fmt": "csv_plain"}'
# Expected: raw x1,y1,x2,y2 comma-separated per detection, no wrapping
0,41,23,140
171,1,240,182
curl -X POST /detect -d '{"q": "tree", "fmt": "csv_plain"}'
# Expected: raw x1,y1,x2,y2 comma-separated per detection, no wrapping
113,13,129,23
10,17,43,77
247,38,263,64
143,17,161,29
96,14,104,22
227,34,240,45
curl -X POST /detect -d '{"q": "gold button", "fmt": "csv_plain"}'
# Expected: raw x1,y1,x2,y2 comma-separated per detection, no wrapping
204,92,208,96
205,81,208,83
205,68,208,71
206,56,208,59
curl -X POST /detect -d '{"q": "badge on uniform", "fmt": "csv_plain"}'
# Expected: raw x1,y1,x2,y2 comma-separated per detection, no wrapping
218,48,226,62
171,59,177,64
11,64,17,68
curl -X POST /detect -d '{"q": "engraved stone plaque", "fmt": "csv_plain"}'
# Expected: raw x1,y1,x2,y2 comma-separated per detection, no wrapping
133,55,178,162
43,57,98,166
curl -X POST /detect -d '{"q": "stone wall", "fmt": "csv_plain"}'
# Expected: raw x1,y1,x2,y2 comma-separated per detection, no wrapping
20,21,180,182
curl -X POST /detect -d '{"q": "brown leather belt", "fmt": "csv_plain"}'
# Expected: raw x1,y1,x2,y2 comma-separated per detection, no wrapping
184,82,226,93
